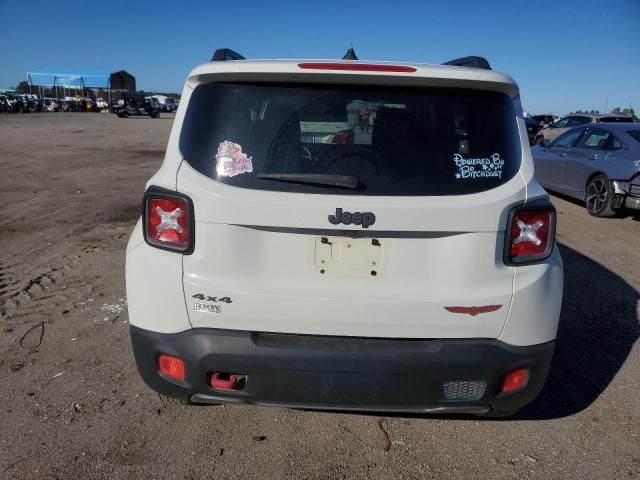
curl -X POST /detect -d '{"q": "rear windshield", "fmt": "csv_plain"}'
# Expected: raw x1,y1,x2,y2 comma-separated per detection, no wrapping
180,82,521,196
600,116,632,123
626,130,640,143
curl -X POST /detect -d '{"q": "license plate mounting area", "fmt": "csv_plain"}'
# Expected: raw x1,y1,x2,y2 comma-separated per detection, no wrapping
314,236,383,278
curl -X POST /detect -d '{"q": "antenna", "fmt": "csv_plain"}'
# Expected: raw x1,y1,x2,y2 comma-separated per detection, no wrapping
342,44,358,61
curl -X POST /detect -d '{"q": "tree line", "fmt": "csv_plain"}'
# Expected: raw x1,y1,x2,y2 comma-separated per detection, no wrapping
571,107,637,121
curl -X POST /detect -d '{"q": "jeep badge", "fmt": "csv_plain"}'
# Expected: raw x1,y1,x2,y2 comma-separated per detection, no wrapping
328,208,376,228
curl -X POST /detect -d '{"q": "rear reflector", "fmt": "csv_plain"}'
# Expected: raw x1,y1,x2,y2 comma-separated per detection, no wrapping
143,189,194,253
505,205,556,265
298,62,417,73
158,354,185,381
500,368,528,393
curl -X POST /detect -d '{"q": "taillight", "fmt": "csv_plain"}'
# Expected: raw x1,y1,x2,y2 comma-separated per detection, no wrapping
504,204,556,265
143,188,194,253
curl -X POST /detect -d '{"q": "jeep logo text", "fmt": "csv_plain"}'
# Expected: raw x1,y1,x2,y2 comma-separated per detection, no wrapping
328,208,376,228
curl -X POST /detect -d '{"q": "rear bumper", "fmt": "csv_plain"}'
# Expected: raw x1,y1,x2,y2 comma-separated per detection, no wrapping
624,195,640,210
130,326,554,414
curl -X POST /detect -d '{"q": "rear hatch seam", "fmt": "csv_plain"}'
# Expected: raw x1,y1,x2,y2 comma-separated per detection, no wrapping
176,158,195,328
498,168,528,340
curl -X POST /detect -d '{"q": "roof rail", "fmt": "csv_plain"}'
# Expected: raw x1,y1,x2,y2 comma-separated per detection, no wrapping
211,48,246,62
442,56,491,70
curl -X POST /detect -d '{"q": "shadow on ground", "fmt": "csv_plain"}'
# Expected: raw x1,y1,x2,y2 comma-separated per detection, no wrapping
518,243,640,419
349,242,639,422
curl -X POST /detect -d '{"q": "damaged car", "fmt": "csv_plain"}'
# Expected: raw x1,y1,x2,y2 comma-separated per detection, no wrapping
532,123,640,216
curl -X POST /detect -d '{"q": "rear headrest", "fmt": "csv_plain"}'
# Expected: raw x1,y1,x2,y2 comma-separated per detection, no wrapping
256,101,300,140
372,108,417,148
257,101,301,170
262,101,296,124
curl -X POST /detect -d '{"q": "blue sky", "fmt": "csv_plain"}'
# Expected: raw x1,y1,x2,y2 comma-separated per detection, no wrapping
1,0,638,115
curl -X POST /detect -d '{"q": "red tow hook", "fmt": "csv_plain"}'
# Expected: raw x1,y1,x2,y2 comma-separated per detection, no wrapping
210,372,245,391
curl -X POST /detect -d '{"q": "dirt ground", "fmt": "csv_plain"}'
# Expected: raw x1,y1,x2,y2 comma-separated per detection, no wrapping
1,112,639,480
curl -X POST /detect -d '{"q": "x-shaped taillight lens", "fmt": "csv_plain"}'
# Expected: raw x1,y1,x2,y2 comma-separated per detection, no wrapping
507,208,555,264
145,195,191,252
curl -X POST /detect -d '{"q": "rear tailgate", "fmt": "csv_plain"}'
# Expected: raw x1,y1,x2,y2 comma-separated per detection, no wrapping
174,74,525,339
179,166,523,338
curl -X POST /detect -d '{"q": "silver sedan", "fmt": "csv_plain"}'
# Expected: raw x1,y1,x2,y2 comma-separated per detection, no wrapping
531,123,640,217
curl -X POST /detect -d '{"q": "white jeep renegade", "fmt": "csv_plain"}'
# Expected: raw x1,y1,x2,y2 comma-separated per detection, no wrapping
126,49,563,416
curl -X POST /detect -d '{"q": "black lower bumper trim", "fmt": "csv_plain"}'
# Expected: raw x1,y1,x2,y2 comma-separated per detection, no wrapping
189,393,491,414
130,326,555,413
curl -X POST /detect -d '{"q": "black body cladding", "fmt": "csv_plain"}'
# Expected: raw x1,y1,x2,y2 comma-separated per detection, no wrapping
130,325,554,413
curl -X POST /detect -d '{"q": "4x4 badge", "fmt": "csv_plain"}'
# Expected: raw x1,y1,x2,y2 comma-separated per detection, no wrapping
328,208,376,229
192,293,232,303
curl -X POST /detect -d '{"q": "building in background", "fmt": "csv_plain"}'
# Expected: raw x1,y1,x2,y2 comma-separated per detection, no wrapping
26,68,136,104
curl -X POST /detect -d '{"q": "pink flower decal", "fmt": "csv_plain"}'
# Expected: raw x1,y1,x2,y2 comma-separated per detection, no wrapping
215,141,253,177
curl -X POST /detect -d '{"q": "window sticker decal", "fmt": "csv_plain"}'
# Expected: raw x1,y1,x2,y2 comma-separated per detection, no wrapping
215,141,253,177
453,153,504,180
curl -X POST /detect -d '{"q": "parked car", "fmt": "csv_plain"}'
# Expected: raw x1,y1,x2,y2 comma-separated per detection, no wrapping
144,96,162,111
524,116,542,145
126,49,563,417
65,98,82,112
165,97,177,112
11,95,34,113
150,95,178,112
33,98,45,112
25,95,41,112
40,98,59,112
95,97,109,111
0,95,10,113
56,99,70,112
533,113,633,145
116,94,160,118
532,123,640,216
109,99,124,113
532,114,556,128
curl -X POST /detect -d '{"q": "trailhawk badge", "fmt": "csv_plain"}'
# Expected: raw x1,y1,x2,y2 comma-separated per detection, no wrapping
328,208,376,228
194,303,221,314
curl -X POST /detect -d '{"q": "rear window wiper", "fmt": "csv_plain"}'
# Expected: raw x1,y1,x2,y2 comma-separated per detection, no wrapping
256,173,359,189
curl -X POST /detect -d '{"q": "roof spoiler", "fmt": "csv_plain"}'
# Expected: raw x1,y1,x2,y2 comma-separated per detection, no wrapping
211,48,246,62
442,56,491,70
209,49,491,70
